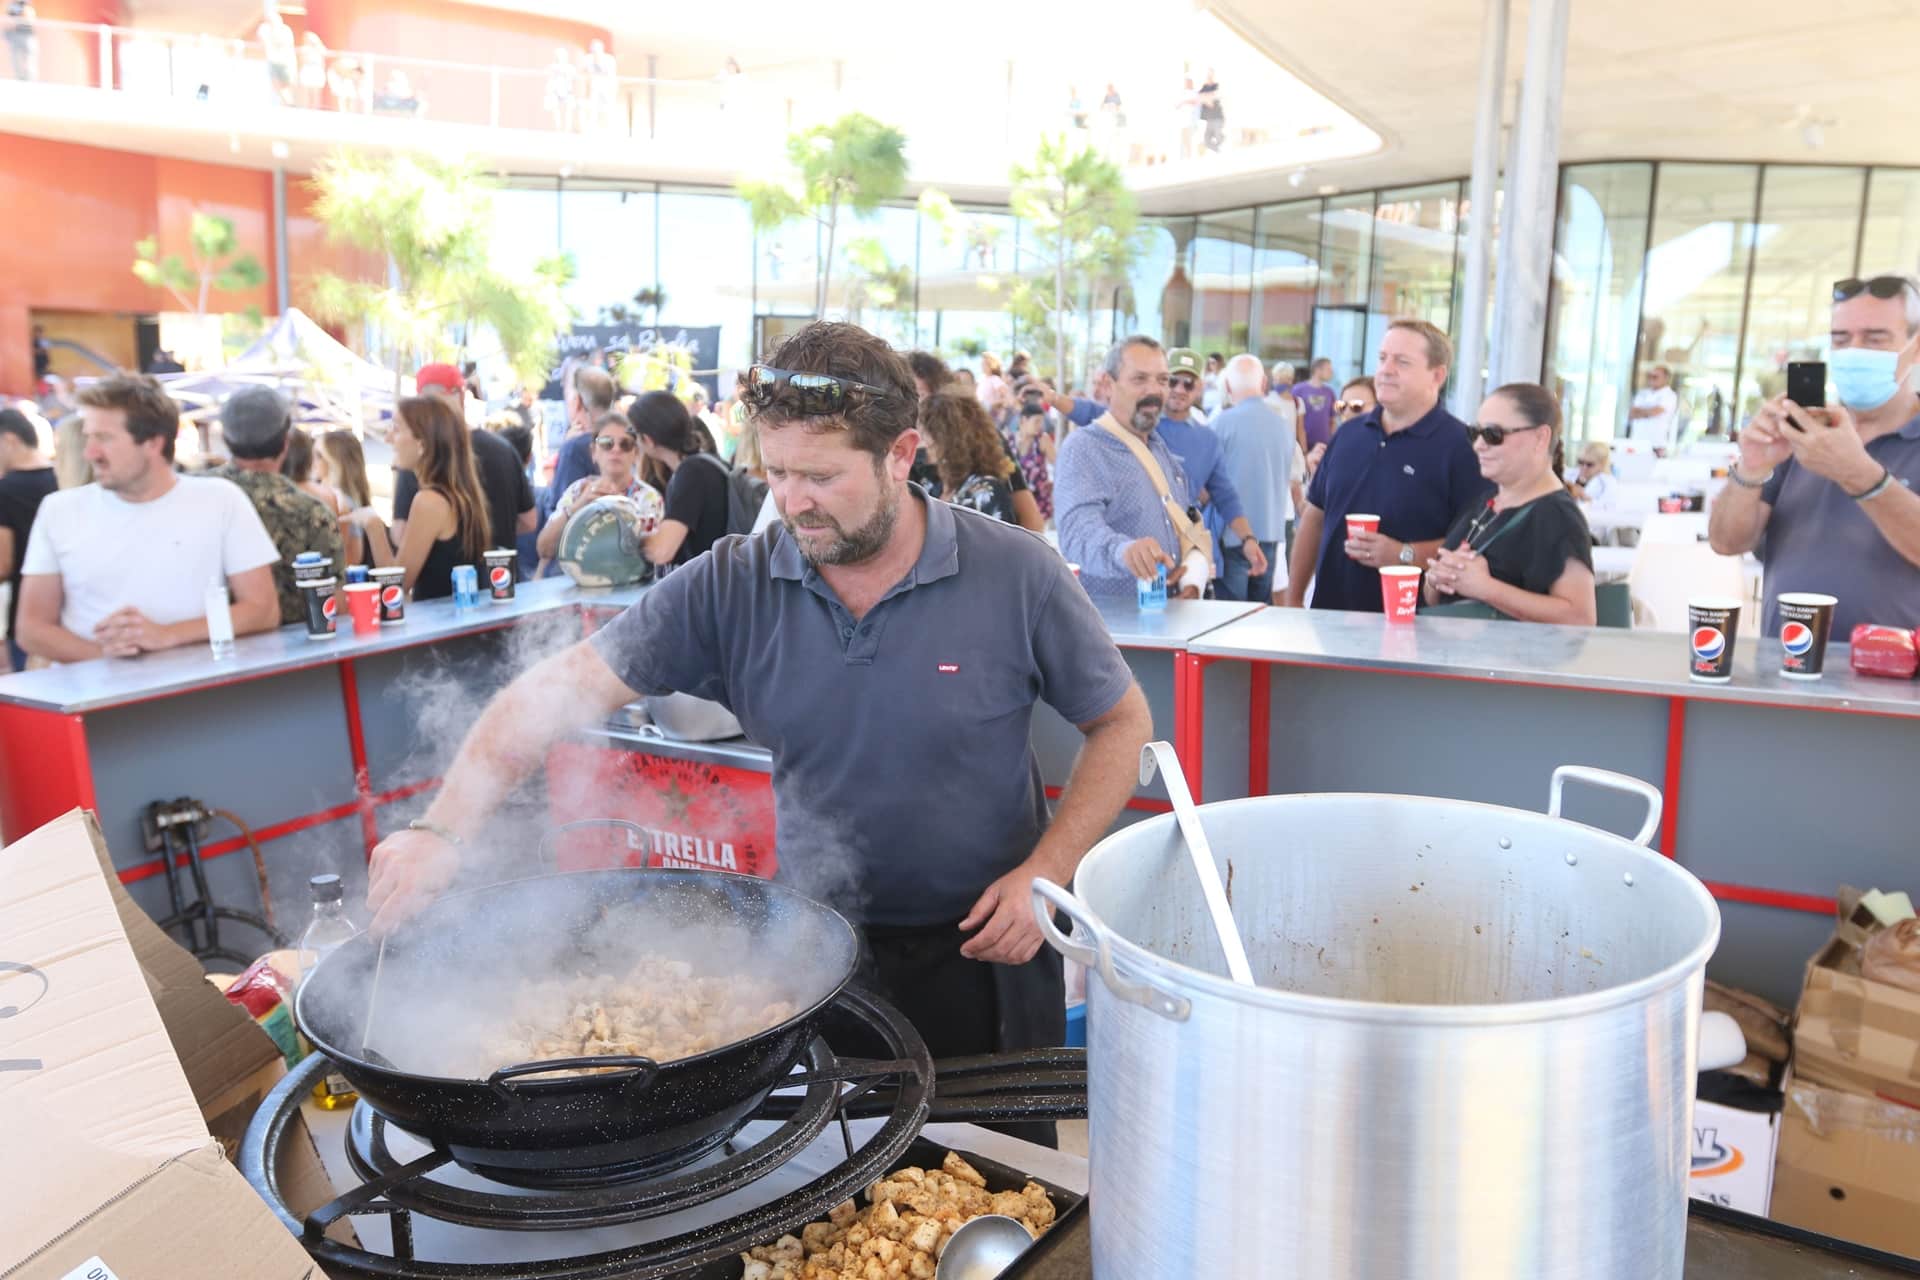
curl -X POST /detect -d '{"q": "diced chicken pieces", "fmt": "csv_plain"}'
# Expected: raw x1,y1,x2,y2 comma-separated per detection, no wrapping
942,1152,987,1187
740,1258,772,1280
828,1199,858,1228
767,1233,804,1262
905,1220,940,1254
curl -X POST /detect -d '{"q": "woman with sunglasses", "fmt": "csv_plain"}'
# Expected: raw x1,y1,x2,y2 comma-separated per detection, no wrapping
1427,384,1597,625
536,410,665,565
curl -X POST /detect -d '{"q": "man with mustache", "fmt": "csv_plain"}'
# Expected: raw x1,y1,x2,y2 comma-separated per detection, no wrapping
363,322,1153,1136
1054,335,1208,598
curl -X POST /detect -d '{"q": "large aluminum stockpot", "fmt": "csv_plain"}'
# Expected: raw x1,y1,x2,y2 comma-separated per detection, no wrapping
1034,766,1720,1280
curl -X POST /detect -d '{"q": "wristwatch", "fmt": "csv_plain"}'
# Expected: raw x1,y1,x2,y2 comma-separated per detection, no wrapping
1397,543,1417,566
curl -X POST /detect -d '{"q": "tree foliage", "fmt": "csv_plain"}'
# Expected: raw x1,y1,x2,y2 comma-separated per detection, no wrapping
304,150,573,389
1009,134,1141,382
738,113,910,318
132,212,266,317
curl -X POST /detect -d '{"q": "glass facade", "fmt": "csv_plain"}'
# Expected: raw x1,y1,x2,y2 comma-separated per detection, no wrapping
503,162,1920,424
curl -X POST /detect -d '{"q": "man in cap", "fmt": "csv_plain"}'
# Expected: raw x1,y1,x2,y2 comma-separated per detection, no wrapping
209,387,344,626
1157,348,1267,594
393,362,536,570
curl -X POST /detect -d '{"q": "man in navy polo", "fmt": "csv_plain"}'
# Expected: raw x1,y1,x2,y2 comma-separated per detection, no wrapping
1284,319,1489,611
363,321,1153,1082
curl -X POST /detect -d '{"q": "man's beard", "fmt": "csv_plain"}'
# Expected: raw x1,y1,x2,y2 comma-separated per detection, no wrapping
1128,396,1164,433
784,485,900,567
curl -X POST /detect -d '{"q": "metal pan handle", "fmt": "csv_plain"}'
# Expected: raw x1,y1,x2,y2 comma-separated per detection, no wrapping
1033,879,1190,1023
1548,765,1663,847
488,1055,661,1106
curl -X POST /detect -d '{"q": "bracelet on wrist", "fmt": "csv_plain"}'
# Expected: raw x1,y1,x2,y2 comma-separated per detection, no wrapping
1727,465,1774,490
407,818,464,847
1848,466,1896,503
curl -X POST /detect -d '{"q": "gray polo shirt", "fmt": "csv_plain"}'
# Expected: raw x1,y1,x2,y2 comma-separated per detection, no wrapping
589,488,1135,926
1759,412,1920,637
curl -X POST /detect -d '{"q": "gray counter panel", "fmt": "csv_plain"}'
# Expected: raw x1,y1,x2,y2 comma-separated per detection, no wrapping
1032,649,1175,804
1708,900,1835,1015
1674,698,1918,900
351,631,533,790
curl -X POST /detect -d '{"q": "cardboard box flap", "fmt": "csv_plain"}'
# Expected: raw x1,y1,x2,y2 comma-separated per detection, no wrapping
8,1142,319,1280
1797,927,1920,1107
0,813,210,1211
92,820,283,1110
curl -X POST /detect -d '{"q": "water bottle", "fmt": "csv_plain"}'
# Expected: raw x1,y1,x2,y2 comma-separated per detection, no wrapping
298,873,362,1109
204,579,236,660
1138,562,1168,611
451,564,481,609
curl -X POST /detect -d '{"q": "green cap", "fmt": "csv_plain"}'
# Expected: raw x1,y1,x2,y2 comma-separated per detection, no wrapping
1167,348,1203,378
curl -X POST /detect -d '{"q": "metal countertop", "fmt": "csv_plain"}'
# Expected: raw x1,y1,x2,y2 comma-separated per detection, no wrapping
0,577,649,714
1188,608,1920,718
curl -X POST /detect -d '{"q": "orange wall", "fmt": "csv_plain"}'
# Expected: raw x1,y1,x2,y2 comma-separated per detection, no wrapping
0,135,385,394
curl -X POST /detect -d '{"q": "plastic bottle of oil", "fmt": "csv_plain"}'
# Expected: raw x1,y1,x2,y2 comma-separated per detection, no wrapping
298,873,360,1110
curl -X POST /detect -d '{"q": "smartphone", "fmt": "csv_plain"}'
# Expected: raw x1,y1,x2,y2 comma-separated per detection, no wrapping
1787,360,1827,410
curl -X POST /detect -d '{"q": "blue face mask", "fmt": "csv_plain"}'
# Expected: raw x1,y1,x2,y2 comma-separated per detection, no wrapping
1830,347,1904,410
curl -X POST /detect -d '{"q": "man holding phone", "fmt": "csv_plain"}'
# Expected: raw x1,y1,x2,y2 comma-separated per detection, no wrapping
1709,273,1920,636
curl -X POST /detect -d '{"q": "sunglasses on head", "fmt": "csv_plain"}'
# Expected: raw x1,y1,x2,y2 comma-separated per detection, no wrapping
1834,276,1917,303
742,364,897,415
594,434,638,452
1466,422,1547,446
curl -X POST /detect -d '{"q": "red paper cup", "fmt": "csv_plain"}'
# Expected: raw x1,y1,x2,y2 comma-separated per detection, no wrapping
344,582,380,635
1380,565,1421,623
1346,512,1381,540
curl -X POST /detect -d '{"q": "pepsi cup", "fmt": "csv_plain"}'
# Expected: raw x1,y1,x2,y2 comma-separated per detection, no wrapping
483,548,517,602
370,566,406,625
291,551,328,585
1687,597,1742,683
1777,592,1836,679
301,577,338,640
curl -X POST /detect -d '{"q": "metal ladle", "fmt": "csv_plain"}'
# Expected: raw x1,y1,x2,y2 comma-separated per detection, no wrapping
1140,741,1255,986
935,1215,1035,1280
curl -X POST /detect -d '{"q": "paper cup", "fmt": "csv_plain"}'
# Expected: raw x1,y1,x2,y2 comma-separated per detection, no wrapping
343,581,380,636
483,548,517,602
370,566,406,625
1380,565,1422,623
301,577,337,640
1777,592,1836,680
1346,512,1381,540
1687,597,1742,683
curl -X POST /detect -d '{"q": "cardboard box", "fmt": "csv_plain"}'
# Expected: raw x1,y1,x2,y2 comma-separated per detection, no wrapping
1688,1093,1779,1216
1770,1068,1920,1260
0,809,325,1280
1793,887,1920,1110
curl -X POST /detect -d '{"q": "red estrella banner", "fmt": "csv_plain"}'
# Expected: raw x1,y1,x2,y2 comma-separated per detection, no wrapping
545,741,778,878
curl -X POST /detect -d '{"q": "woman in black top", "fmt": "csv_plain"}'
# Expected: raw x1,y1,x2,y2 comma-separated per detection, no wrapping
1427,383,1597,625
919,391,1018,524
631,391,731,567
363,396,491,601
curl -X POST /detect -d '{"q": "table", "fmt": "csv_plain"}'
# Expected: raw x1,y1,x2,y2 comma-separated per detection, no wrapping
1183,608,1920,1005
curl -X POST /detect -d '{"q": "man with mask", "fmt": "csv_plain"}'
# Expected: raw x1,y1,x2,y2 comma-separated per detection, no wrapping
365,323,1152,1131
1710,273,1920,636
1054,336,1209,598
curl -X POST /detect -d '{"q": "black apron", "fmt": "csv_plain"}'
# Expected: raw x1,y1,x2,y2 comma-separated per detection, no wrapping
832,919,1066,1148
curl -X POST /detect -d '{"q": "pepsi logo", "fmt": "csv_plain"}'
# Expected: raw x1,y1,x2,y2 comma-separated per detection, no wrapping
380,585,404,608
1691,626,1725,661
320,596,337,621
1782,621,1814,656
489,566,512,589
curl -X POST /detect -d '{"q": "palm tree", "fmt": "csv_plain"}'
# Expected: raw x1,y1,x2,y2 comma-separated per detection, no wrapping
1010,134,1140,383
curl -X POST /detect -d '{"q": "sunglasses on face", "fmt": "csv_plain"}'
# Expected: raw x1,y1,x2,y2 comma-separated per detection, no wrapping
742,364,897,415
595,435,638,452
1169,375,1198,390
1834,276,1917,303
1466,422,1547,446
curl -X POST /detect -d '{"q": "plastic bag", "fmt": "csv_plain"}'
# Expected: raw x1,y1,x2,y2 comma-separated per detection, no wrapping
1862,919,1920,995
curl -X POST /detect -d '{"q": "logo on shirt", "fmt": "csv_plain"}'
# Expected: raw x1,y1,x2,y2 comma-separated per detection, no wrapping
1690,627,1726,662
937,663,960,674
1402,464,1417,475
1781,622,1815,656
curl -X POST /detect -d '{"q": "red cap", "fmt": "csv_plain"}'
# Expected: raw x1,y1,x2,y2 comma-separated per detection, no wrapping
415,363,464,394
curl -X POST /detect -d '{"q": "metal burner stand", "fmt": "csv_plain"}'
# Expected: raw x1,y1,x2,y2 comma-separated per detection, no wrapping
242,986,943,1280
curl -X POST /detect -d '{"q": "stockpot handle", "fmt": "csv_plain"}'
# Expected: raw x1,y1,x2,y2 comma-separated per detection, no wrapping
537,818,648,863
1033,879,1191,1023
489,1055,661,1106
1548,766,1662,847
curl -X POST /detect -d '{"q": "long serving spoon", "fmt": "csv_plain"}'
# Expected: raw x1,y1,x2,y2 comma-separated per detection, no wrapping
362,934,388,1061
1140,741,1256,986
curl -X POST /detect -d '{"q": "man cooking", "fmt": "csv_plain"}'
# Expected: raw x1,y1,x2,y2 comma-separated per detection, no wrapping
367,321,1152,1087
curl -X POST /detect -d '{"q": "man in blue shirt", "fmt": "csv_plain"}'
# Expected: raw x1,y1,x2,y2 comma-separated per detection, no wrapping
1284,319,1489,612
1046,367,1110,430
1158,348,1267,595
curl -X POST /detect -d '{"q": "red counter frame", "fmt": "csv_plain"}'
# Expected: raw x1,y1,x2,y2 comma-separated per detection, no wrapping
1185,654,1843,919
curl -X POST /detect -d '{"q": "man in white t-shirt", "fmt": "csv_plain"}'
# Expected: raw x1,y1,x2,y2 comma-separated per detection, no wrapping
17,374,279,663
1626,364,1679,445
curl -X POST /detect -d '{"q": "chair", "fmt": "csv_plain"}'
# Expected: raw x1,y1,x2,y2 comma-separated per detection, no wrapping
1596,582,1632,629
1627,542,1747,631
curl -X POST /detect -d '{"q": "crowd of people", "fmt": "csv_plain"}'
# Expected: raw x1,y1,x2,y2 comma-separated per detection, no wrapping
9,272,1920,672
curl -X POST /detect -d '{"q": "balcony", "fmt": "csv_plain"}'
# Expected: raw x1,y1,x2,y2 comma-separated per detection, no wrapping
0,14,1381,208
